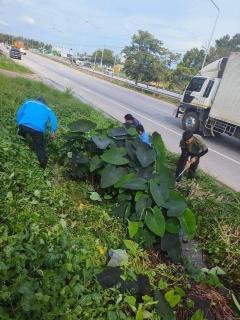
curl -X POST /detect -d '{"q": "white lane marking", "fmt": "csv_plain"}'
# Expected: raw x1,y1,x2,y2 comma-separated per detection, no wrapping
148,103,173,114
50,72,55,75
63,78,69,82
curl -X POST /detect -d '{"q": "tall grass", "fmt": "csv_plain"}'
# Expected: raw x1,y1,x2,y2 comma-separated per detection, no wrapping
0,54,32,74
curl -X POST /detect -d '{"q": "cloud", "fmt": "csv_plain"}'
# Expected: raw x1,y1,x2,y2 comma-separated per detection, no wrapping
0,20,11,27
21,16,35,25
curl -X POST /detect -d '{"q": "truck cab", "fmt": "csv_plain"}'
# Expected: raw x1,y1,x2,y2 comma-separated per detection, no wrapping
175,58,227,134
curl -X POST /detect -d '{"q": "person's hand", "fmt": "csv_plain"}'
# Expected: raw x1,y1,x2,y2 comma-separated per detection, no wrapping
190,157,197,163
50,132,55,139
185,161,190,169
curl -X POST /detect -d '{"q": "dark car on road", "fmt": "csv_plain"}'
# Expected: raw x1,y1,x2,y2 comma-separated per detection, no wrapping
9,47,21,60
83,62,92,68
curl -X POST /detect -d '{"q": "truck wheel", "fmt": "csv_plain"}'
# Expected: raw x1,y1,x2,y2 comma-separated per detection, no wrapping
182,111,199,132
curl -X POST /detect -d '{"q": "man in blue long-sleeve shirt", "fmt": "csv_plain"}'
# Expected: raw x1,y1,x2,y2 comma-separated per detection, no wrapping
16,96,58,169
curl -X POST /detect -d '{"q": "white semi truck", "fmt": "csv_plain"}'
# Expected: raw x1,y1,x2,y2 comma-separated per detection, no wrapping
175,52,240,139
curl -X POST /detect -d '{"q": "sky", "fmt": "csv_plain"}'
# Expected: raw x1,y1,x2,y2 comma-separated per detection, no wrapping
0,0,240,57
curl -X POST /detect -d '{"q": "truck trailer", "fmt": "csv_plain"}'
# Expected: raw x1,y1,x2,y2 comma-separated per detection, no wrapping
14,41,27,55
175,52,240,139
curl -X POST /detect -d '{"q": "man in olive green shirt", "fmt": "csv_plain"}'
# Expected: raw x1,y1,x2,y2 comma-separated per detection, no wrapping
175,130,208,182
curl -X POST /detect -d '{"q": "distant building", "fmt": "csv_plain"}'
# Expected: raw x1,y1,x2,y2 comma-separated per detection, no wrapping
52,46,73,58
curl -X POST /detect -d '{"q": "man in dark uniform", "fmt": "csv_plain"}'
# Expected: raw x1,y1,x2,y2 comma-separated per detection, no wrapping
175,130,208,182
124,114,141,127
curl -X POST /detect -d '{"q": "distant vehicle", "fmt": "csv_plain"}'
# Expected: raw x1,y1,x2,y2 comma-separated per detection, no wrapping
9,47,21,60
103,67,113,75
19,48,27,55
175,52,240,139
84,62,92,68
14,40,27,55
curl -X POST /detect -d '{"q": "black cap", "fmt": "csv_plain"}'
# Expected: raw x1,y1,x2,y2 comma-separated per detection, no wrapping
37,96,46,104
183,130,193,141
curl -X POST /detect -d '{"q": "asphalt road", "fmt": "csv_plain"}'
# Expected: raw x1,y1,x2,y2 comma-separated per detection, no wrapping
2,46,240,192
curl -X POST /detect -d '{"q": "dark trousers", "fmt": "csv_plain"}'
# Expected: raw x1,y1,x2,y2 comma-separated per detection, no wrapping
175,153,199,182
18,125,47,168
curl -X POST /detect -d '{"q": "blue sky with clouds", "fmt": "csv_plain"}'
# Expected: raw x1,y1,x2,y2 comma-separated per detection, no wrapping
0,0,239,56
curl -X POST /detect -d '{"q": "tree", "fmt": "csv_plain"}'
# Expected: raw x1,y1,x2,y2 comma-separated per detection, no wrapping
91,48,114,66
182,48,205,70
122,30,180,84
206,33,240,64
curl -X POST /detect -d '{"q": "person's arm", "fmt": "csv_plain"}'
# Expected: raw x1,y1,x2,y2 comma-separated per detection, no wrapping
197,148,208,158
16,102,26,124
48,109,58,135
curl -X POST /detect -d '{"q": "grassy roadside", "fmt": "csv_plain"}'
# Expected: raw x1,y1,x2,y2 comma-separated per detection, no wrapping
0,54,32,74
0,71,239,318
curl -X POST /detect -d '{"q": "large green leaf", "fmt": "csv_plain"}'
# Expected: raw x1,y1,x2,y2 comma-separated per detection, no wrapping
128,220,139,238
178,208,196,239
145,206,165,237
108,127,127,137
101,164,125,188
120,178,147,190
161,232,179,251
68,119,96,132
167,239,182,263
62,132,84,140
118,192,132,202
134,227,156,247
134,167,158,181
124,203,132,223
161,232,182,263
92,135,111,150
133,138,152,151
76,152,89,164
75,166,87,179
136,147,156,167
89,155,104,172
154,164,175,188
125,140,137,161
114,173,133,188
153,290,175,320
101,148,129,165
96,268,125,289
109,201,129,218
135,195,147,218
151,132,166,164
162,190,187,217
149,181,169,207
127,127,138,136
165,218,180,233
124,240,137,256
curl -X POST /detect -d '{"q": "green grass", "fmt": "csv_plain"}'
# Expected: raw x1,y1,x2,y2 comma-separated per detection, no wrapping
166,152,240,290
0,72,239,318
0,54,32,74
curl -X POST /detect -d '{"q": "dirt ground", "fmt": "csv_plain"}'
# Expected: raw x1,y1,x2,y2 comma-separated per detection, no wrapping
0,69,42,82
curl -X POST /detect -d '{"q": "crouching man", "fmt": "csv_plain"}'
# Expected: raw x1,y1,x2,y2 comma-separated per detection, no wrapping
175,130,208,182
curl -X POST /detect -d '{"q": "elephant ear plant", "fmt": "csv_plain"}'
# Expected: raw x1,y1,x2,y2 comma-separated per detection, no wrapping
60,119,196,263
